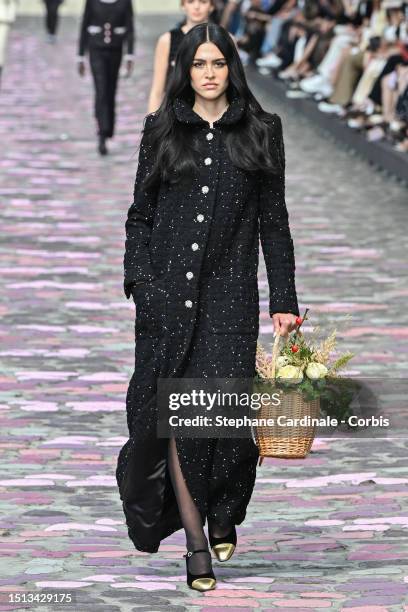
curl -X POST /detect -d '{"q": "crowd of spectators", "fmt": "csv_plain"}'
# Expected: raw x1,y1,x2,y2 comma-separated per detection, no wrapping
218,0,408,153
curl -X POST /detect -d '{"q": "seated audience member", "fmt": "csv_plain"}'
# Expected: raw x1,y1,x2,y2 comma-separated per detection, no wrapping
394,63,408,150
235,0,276,63
220,0,245,31
367,1,408,108
319,1,407,122
242,0,408,152
254,0,300,67
278,15,337,80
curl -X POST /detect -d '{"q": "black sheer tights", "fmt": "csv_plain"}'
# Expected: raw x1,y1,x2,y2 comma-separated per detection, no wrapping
168,437,230,574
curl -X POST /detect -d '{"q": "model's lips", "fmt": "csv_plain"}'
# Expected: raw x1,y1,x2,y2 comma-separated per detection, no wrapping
203,83,218,88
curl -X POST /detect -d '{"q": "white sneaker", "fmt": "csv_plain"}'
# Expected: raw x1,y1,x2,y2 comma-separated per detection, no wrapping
299,74,327,93
286,90,309,99
255,53,282,68
318,101,344,114
257,67,272,76
347,117,366,129
278,69,296,80
390,119,405,132
318,83,334,98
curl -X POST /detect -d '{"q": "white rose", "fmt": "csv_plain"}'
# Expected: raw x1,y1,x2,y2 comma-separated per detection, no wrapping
306,362,328,380
276,365,303,383
316,363,328,377
276,355,290,368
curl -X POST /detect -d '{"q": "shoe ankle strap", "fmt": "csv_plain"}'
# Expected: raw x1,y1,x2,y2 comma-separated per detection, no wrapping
184,549,210,558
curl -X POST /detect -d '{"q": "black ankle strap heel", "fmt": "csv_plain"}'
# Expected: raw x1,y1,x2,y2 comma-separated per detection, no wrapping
183,548,216,591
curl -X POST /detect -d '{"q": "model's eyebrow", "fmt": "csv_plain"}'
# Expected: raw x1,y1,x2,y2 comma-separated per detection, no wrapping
193,57,226,62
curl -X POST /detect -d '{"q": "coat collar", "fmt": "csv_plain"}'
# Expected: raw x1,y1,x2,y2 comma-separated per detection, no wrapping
172,96,246,127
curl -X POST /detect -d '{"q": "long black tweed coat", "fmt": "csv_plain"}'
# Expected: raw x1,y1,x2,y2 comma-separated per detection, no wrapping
115,95,300,553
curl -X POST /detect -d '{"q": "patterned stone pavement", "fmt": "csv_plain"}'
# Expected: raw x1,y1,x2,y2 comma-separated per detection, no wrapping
1,14,408,612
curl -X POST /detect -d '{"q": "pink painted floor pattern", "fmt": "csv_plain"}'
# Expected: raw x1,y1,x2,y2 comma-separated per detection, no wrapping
0,14,408,612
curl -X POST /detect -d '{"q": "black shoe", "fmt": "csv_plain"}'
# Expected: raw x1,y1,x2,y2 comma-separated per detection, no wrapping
98,136,108,156
209,525,237,562
183,549,216,591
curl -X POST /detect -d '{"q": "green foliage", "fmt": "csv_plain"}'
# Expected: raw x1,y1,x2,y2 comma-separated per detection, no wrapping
329,351,355,373
253,376,359,424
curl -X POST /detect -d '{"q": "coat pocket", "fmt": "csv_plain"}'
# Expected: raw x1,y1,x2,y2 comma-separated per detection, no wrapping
134,278,167,338
203,277,259,335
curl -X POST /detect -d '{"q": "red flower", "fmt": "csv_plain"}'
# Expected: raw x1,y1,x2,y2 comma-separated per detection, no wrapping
296,316,303,326
291,345,299,353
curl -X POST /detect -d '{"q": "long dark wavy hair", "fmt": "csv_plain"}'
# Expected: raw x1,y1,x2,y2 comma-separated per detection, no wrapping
142,22,282,189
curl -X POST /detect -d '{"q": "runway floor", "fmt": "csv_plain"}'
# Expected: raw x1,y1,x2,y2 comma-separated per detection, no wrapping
1,14,408,611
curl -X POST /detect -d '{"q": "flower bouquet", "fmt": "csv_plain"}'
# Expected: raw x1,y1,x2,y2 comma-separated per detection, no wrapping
253,308,355,463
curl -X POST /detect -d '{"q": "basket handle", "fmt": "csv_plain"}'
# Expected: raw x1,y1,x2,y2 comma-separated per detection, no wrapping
270,329,282,379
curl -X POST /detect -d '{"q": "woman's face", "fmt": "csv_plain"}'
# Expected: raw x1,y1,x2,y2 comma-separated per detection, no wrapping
190,42,229,101
182,0,214,22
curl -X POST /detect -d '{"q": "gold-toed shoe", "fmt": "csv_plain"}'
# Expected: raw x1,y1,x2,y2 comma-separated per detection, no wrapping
183,549,216,591
209,525,237,562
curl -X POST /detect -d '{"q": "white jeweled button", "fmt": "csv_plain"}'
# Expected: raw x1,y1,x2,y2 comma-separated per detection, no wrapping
206,132,213,141
197,214,204,222
104,37,111,43
204,157,212,165
185,300,193,308
186,271,194,280
191,243,199,251
201,186,209,194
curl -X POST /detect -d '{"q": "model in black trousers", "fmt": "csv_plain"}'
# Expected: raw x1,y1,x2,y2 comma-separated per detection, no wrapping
89,46,123,140
43,0,63,40
77,0,135,155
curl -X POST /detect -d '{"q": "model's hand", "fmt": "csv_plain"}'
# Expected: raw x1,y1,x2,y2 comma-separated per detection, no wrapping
130,281,146,303
77,60,86,77
272,313,297,338
125,59,134,78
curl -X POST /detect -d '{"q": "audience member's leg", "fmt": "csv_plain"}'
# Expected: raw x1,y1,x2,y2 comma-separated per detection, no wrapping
330,44,352,87
318,34,355,83
382,72,399,123
329,49,364,106
260,16,287,56
369,55,404,108
352,57,387,109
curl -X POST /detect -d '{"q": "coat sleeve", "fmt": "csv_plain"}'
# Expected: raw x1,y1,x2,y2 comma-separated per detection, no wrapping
78,0,91,57
123,113,159,299
259,114,300,318
124,0,135,57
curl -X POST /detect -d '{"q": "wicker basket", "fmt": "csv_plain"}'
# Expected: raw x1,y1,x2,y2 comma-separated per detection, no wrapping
253,330,320,465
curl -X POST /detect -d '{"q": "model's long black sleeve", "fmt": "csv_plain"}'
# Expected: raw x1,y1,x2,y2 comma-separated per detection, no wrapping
124,114,159,298
259,114,300,317
125,0,135,55
78,0,91,56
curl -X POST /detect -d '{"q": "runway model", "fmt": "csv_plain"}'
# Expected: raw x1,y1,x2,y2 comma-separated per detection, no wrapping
116,22,299,591
43,0,64,43
0,0,17,86
77,0,135,155
147,0,216,112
